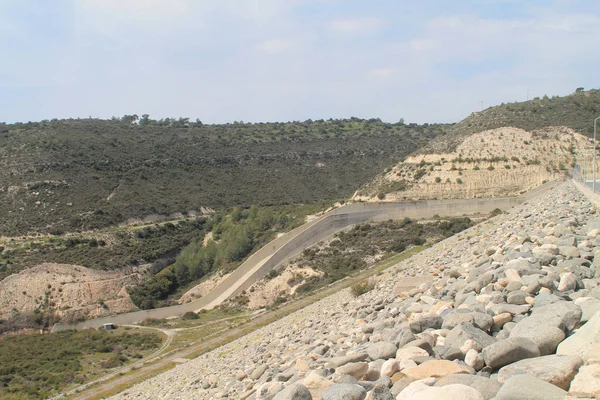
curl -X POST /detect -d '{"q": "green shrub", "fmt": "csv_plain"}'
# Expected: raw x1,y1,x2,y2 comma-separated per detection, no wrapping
413,169,427,180
0,329,161,398
181,311,199,320
350,280,375,297
101,353,127,369
490,208,503,217
0,118,443,237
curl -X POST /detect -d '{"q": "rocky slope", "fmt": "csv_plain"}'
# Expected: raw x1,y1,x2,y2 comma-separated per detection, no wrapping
356,126,590,201
110,181,600,399
0,263,139,322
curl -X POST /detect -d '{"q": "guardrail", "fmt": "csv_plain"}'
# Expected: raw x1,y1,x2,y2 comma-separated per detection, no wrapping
574,161,600,193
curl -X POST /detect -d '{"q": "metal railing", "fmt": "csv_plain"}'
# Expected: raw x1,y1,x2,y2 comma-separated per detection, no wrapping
573,116,600,193
574,156,600,193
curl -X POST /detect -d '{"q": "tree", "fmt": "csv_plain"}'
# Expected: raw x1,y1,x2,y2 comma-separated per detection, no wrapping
121,114,139,124
576,87,584,93
175,263,189,286
139,114,150,126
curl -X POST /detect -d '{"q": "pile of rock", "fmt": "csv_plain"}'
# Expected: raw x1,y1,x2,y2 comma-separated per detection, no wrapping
113,182,600,399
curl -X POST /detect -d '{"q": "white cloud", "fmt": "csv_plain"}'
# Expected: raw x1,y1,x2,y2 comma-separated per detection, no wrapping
256,38,295,54
327,17,384,35
2,1,600,125
77,0,191,21
409,38,437,52
367,68,395,79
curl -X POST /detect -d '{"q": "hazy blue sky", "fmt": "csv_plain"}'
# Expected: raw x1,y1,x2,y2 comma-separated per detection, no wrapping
1,0,599,124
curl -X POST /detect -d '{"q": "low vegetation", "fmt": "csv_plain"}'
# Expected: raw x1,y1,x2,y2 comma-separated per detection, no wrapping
350,280,376,297
0,310,60,334
0,216,208,280
140,306,247,329
0,117,444,236
422,88,600,154
0,328,162,400
128,205,309,309
259,217,475,298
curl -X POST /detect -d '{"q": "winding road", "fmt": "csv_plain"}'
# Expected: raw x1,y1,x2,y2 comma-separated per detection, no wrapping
52,180,561,332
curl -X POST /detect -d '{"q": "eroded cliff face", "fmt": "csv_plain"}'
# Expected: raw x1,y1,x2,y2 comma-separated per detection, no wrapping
0,263,139,322
355,126,590,201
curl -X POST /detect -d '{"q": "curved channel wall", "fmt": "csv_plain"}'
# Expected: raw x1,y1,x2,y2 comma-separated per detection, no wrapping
52,180,560,331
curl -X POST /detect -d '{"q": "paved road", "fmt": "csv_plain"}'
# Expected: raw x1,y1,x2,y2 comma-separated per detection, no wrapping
52,180,561,332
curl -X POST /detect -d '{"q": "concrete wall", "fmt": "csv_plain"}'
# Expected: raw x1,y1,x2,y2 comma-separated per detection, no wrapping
52,180,560,332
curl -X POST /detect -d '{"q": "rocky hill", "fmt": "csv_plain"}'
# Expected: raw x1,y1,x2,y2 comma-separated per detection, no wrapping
356,126,589,201
109,182,600,399
423,88,600,154
356,89,600,202
0,263,138,323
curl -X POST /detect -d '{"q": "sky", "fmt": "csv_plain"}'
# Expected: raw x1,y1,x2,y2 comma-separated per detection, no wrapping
0,0,599,125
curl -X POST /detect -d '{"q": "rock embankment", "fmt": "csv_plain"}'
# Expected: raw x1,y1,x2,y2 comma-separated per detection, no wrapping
112,181,600,399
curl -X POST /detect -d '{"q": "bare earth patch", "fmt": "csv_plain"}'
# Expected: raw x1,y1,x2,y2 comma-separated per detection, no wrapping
356,126,589,201
0,263,139,322
245,266,324,309
178,272,233,304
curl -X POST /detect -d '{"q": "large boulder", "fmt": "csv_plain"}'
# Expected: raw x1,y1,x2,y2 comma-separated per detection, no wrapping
573,296,600,323
273,383,313,400
369,383,394,400
557,310,600,360
302,370,333,398
568,364,600,398
402,360,470,380
250,364,269,380
397,382,484,400
441,311,474,330
494,374,567,400
497,354,583,390
325,353,368,369
410,314,443,333
367,342,397,361
508,325,565,355
481,337,540,369
509,301,581,339
445,322,496,351
336,362,369,379
434,374,501,400
322,383,366,400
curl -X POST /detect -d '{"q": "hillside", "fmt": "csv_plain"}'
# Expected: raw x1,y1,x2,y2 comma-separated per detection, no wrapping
0,263,138,323
356,126,588,201
423,88,600,154
0,118,443,236
356,89,600,201
1,88,599,327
